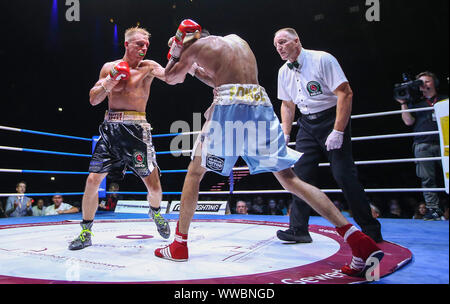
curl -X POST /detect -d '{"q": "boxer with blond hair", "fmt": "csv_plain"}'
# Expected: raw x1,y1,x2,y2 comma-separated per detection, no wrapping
69,26,170,250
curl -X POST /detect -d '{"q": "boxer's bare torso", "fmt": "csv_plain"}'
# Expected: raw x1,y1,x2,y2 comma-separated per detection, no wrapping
98,60,162,112
89,32,165,112
166,34,259,87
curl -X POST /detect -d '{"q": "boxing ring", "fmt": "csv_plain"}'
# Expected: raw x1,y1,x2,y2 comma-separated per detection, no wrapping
0,105,448,285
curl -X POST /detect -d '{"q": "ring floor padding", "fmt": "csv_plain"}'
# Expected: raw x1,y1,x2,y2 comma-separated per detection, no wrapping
0,213,426,284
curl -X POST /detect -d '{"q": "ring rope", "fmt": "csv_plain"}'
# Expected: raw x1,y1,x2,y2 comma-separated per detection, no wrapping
0,145,91,158
0,125,92,142
107,188,446,195
350,107,434,119
1,106,445,198
0,192,85,197
152,131,200,138
0,187,445,198
157,150,193,155
287,131,440,146
0,156,442,176
0,106,436,142
0,107,439,157
146,107,437,137
0,169,189,174
350,131,440,142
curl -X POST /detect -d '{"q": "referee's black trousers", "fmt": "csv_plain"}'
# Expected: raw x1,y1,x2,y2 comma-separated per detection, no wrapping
290,108,382,241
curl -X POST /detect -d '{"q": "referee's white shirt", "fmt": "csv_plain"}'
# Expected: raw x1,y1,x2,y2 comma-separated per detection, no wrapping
277,48,348,115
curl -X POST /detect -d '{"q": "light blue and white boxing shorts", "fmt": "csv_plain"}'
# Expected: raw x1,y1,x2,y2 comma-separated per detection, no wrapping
192,84,302,176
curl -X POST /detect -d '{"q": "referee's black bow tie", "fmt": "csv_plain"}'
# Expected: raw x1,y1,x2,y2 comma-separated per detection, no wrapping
287,61,299,70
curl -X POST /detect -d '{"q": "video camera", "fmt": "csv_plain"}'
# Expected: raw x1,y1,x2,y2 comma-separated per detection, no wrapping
393,73,424,102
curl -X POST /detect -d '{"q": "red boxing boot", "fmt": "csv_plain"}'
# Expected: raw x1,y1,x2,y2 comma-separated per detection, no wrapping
336,224,384,277
154,222,188,262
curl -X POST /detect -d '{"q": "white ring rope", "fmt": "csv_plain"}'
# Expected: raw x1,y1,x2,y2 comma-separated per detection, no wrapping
350,106,434,119
350,131,439,142
231,156,443,171
0,126,21,132
287,130,440,146
201,188,446,194
0,146,22,152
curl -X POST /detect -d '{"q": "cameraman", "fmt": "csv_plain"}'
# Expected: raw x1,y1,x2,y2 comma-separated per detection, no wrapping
396,71,446,221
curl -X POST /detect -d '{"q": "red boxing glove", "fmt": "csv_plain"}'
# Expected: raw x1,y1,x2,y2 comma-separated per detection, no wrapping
167,19,202,61
175,19,202,44
109,61,130,81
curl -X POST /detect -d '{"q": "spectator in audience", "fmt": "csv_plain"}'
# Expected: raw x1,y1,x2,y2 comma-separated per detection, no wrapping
370,204,381,219
98,182,122,211
287,202,292,216
245,201,253,214
385,199,403,218
251,196,266,215
332,199,344,212
44,194,80,215
278,199,289,215
403,196,419,218
235,200,249,215
71,200,82,212
0,200,5,218
32,198,47,216
5,181,33,217
268,199,283,215
413,202,427,219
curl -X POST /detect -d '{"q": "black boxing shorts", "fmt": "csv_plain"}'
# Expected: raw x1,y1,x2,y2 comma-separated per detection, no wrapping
88,111,159,180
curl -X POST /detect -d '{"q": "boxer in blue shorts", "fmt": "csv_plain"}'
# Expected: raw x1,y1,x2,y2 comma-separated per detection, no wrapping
155,20,383,278
193,83,302,176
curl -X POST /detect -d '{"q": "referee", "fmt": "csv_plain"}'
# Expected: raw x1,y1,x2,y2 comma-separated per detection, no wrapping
273,28,383,243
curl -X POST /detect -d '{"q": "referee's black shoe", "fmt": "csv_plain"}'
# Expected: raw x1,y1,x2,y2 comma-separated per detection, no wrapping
277,228,313,243
365,231,384,243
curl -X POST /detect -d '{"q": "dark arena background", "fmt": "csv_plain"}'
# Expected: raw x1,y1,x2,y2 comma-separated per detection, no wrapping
0,0,448,295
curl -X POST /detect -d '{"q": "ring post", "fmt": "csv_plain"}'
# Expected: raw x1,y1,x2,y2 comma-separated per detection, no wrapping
434,99,449,194
92,136,106,198
229,171,234,194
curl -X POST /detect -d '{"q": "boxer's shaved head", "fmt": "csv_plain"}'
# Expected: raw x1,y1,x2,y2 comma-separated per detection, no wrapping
200,29,210,38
